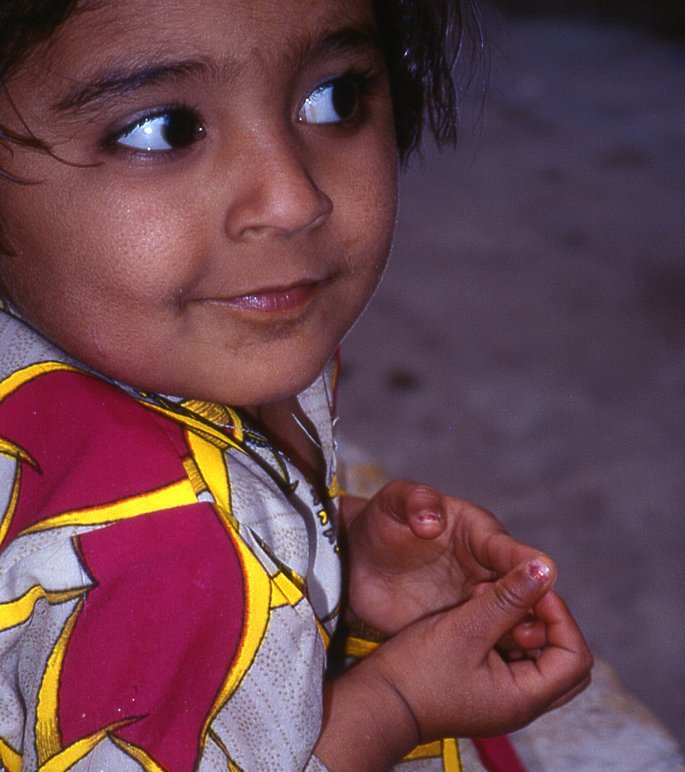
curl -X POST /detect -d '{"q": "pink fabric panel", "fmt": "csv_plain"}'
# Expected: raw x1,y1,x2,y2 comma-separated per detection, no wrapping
59,503,246,772
0,370,188,545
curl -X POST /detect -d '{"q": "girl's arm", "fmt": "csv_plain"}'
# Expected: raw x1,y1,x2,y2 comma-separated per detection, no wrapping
314,558,592,770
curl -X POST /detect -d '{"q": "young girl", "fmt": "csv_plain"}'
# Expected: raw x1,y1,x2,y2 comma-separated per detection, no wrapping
0,1,592,770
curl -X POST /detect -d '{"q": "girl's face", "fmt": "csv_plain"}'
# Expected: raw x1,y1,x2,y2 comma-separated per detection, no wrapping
0,0,397,405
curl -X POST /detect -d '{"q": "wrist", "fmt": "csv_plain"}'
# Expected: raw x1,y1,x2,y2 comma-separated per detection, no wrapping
338,494,367,528
315,656,420,771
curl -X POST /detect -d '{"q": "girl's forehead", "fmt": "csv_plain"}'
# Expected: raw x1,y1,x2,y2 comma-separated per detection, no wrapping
2,0,386,157
8,0,379,108
46,0,378,68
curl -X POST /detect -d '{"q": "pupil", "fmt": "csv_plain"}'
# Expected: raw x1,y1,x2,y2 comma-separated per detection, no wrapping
332,81,358,120
162,111,199,148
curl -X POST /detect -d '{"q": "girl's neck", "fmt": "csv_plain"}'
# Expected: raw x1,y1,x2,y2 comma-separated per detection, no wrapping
246,397,325,490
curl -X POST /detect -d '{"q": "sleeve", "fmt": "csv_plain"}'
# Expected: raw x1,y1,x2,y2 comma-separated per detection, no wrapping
0,368,251,772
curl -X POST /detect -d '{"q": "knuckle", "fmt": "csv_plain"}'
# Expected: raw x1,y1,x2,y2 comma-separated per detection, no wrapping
407,482,441,505
492,578,530,612
579,648,595,675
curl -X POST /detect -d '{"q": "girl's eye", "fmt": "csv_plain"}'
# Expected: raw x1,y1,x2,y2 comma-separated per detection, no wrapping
300,77,362,125
114,108,206,152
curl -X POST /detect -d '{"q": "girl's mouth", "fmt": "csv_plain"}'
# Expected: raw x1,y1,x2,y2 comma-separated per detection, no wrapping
194,277,332,315
222,283,318,312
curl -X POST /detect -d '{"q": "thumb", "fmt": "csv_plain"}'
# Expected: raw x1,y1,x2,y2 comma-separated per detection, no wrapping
466,557,556,645
380,480,445,539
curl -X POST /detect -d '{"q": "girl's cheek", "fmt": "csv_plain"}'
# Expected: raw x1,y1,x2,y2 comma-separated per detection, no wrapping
0,213,14,259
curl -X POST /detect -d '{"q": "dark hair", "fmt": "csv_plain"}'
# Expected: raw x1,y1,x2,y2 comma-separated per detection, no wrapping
0,1,79,77
0,1,81,173
375,0,483,161
0,0,482,169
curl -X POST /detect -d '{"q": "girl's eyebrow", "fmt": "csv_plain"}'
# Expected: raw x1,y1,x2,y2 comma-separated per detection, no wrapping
52,60,225,113
52,26,381,115
295,25,381,66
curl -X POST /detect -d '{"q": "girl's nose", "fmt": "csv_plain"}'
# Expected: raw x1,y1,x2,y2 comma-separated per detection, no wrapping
224,136,333,241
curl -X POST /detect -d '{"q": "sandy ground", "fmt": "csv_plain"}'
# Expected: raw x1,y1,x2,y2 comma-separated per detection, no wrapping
337,10,685,751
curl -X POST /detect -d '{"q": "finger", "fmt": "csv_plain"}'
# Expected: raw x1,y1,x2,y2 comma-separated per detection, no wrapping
468,581,492,599
545,672,592,712
349,481,448,573
381,480,446,539
405,484,446,539
464,557,557,647
454,502,544,575
499,646,542,662
515,591,594,703
510,619,547,650
535,592,593,664
496,618,546,653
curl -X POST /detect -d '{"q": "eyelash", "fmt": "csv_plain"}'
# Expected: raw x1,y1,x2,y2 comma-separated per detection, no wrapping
101,67,380,160
299,67,379,127
101,103,205,159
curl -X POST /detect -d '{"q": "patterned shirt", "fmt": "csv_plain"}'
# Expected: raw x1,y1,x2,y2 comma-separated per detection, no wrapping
0,307,520,772
0,307,340,771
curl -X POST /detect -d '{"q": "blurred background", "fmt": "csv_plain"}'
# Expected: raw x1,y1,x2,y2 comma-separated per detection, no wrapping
338,0,685,751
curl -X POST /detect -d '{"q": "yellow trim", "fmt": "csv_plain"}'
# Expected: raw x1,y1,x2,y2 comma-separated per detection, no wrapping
185,431,232,518
0,359,243,456
0,585,86,632
443,738,463,772
0,453,22,547
22,478,197,536
36,599,83,764
404,739,462,771
181,400,232,427
206,727,244,772
315,618,331,649
183,456,206,495
0,736,21,772
0,460,19,547
344,635,381,659
181,401,245,445
405,740,444,760
200,518,272,746
0,437,37,546
0,436,34,466
270,571,304,608
224,407,245,443
38,720,134,772
0,362,82,402
327,473,341,500
142,401,245,455
110,735,166,771
39,731,107,772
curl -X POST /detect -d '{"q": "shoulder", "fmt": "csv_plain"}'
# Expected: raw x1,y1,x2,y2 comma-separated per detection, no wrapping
0,364,190,545
0,363,187,460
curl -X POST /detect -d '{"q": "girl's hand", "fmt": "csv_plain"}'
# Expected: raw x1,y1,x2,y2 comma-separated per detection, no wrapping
367,557,592,739
341,480,548,646
315,557,593,771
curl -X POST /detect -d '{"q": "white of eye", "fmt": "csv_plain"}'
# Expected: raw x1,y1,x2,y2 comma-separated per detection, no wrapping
301,82,348,125
118,115,174,151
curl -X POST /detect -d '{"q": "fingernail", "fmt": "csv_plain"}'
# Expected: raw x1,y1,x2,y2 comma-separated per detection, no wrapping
415,510,441,524
527,559,551,582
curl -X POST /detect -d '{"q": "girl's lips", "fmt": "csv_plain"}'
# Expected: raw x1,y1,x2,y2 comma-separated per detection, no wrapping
198,281,323,314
